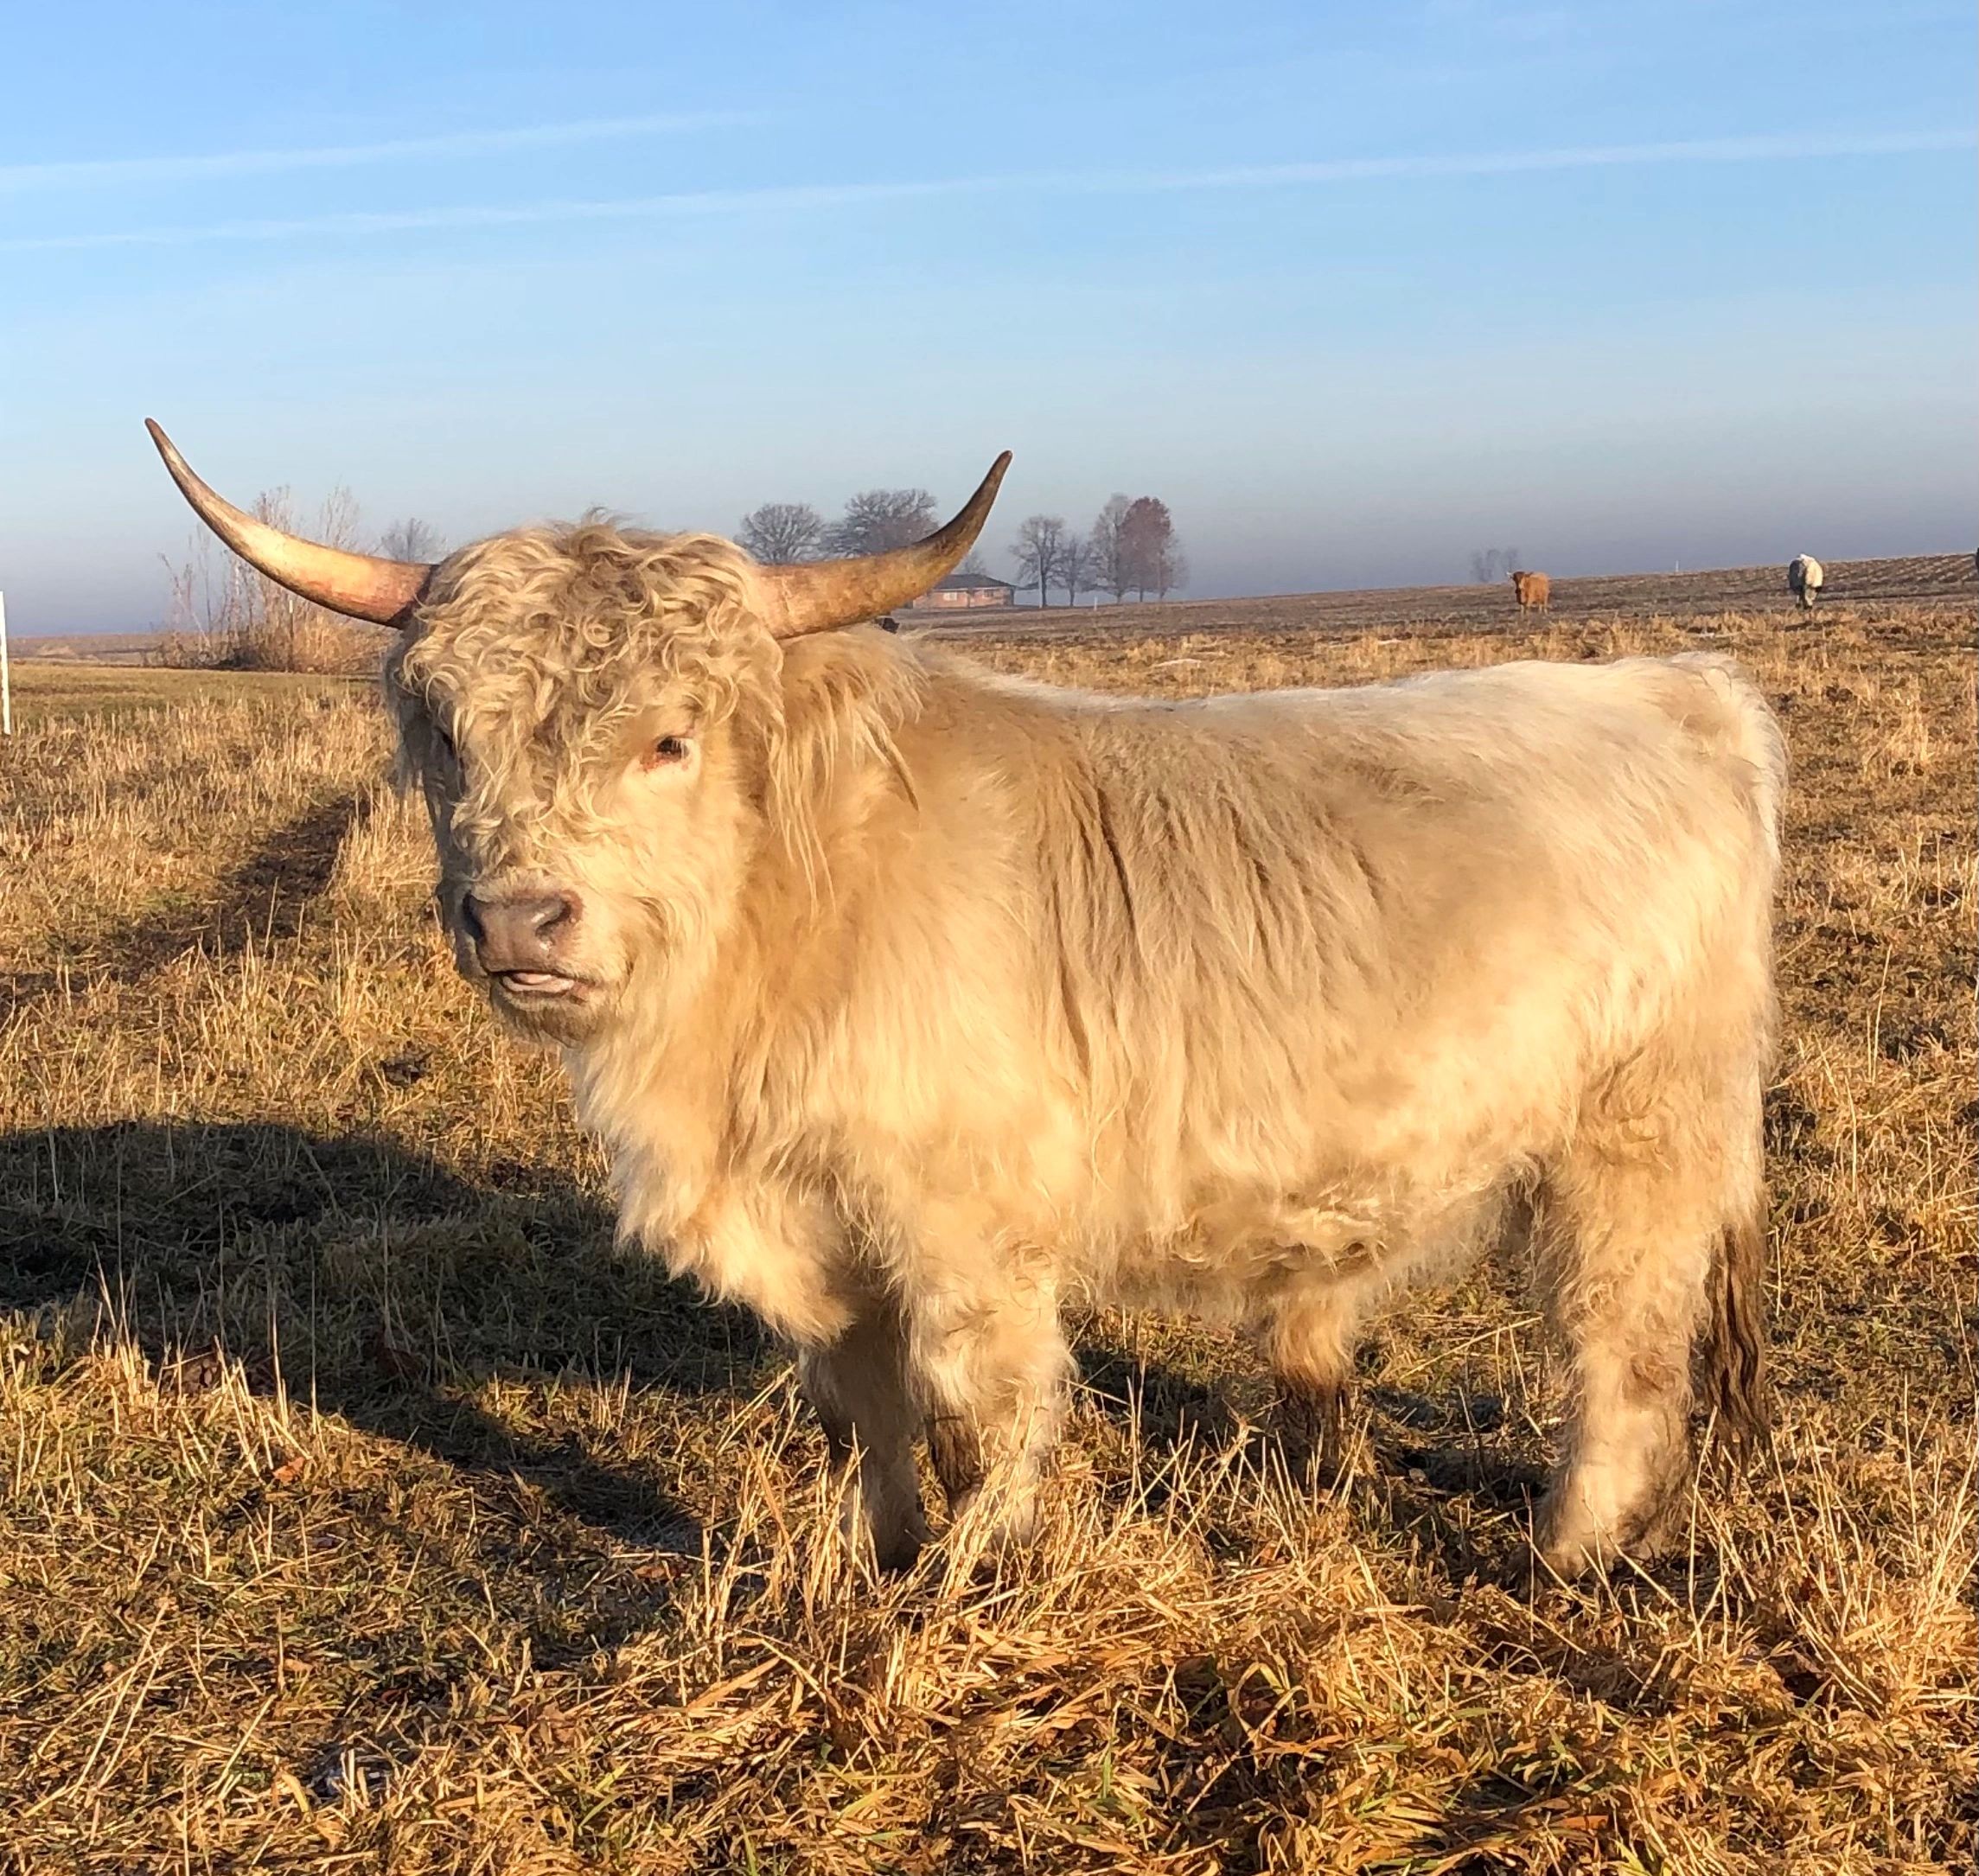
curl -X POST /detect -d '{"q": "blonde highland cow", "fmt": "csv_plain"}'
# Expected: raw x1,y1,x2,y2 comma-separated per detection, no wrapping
150,421,1782,1579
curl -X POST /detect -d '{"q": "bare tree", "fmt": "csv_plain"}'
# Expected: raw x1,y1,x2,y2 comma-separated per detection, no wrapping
378,517,446,562
957,548,992,577
162,485,375,672
1010,514,1068,608
825,488,939,557
737,502,825,565
1059,530,1095,607
1088,495,1133,602
1469,546,1522,584
161,526,238,667
1120,497,1185,600
256,486,367,668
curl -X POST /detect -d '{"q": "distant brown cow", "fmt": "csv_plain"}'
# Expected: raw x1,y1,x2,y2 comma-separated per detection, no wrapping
1511,571,1551,616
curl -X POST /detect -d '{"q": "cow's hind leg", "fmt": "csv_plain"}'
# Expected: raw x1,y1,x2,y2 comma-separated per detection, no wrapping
1537,1078,1759,1575
798,1306,929,1572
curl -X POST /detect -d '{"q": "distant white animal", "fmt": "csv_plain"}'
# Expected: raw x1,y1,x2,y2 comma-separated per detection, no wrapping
1788,555,1824,611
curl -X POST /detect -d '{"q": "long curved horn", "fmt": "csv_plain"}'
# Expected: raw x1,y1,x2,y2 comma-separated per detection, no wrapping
146,419,434,626
756,452,1012,638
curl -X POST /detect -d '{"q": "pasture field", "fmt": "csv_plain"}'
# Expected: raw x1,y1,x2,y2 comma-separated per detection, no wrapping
3,660,356,727
0,598,1972,1873
937,552,1976,641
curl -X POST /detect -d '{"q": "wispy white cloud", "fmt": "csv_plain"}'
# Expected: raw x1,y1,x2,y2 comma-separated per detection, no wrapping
1133,128,1976,187
0,112,756,195
4,129,1969,252
3,180,974,251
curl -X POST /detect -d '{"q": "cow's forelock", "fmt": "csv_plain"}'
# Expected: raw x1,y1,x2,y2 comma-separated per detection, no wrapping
389,518,776,846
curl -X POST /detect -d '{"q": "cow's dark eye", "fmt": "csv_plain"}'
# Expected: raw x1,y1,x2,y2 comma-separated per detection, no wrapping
650,735,691,766
434,722,458,762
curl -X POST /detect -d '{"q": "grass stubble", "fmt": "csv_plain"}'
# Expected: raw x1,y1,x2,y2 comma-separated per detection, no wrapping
0,603,1970,1873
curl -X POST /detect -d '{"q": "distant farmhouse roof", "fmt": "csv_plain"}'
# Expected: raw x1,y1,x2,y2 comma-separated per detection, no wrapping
910,570,1016,610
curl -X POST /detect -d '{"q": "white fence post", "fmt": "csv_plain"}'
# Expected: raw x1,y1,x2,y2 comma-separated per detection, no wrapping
0,591,11,737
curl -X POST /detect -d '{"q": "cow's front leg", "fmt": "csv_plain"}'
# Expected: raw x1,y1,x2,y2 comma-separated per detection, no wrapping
912,1272,1069,1554
651,1181,926,1567
797,1306,929,1573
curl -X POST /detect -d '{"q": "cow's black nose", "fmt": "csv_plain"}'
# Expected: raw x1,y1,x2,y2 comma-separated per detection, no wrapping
463,891,577,972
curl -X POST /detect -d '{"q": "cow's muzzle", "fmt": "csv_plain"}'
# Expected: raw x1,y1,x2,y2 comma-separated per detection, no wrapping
463,888,585,998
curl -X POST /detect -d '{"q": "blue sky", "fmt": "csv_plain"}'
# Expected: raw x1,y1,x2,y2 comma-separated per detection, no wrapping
1,2,1972,629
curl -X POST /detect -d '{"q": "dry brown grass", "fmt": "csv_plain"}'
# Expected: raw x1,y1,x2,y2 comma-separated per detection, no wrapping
154,615,396,677
1,600,1971,1873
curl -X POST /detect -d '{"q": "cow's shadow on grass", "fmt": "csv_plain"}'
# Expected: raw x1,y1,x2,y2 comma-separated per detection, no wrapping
1075,1326,1552,1584
3,1118,1549,1589
0,1118,769,1567
3,788,381,1008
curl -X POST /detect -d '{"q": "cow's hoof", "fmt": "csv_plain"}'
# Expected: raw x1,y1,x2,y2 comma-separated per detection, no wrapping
1266,1385,1353,1493
941,1478,1042,1572
870,1530,926,1574
852,1499,930,1577
1534,1482,1680,1580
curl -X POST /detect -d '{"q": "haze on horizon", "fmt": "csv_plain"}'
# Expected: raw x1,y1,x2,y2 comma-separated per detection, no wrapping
1,1,1972,635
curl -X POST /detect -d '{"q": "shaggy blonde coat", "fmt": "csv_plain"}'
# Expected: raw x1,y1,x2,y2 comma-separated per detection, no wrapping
389,523,1783,1575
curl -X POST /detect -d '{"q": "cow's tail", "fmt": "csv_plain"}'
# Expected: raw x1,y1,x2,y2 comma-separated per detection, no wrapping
1704,1207,1771,1452
1675,654,1783,1456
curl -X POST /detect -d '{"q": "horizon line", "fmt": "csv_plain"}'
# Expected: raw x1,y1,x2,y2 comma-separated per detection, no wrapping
21,545,1974,638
